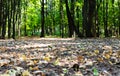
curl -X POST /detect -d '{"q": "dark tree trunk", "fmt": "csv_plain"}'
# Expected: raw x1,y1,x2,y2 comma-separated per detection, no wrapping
95,0,101,37
103,0,109,37
23,0,27,36
2,0,7,39
8,0,12,38
118,0,120,36
59,0,64,38
0,0,2,38
12,0,16,39
82,0,88,37
40,0,45,37
86,0,96,37
71,0,75,20
65,0,75,37
18,0,21,38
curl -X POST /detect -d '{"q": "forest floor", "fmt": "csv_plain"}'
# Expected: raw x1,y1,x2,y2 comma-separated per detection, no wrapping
0,38,120,76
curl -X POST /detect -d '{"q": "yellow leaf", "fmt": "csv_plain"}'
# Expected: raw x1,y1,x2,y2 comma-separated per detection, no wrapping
108,60,113,65
108,50,113,56
43,57,50,62
33,60,39,64
53,58,59,65
32,66,39,71
97,57,104,62
20,54,27,61
22,70,31,76
103,53,110,59
94,50,99,54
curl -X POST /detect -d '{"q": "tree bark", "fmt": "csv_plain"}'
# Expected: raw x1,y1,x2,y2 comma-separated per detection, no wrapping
86,0,96,37
12,0,16,39
8,0,12,38
82,0,88,37
40,0,45,37
118,0,120,36
59,0,64,38
65,0,75,37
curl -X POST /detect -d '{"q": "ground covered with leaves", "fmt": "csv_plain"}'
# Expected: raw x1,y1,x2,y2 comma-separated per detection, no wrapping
0,38,120,76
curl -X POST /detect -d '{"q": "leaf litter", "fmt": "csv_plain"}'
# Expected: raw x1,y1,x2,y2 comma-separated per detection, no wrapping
0,38,120,76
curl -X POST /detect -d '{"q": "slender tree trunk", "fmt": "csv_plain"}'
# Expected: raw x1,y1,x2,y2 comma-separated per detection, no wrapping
8,0,12,38
118,0,120,36
71,0,75,20
86,0,96,37
40,0,45,37
24,0,27,36
0,0,2,37
59,0,64,38
65,0,75,37
2,0,7,39
103,0,108,37
18,0,21,38
95,0,100,37
12,0,16,39
82,0,88,37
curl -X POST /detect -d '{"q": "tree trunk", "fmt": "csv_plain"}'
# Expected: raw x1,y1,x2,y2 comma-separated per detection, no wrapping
8,0,12,38
118,0,120,36
82,0,88,37
40,0,45,37
18,0,21,38
103,0,109,37
86,0,96,37
12,0,16,39
24,0,27,36
2,0,7,39
95,0,100,37
65,0,75,37
0,0,2,38
59,0,64,38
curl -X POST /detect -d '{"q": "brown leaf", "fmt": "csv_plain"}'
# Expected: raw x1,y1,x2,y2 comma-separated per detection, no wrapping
77,55,84,63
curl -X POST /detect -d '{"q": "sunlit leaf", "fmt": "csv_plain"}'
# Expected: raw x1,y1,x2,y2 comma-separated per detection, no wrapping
20,55,27,61
117,51,120,58
0,74,10,76
103,53,111,59
97,57,104,62
94,50,99,55
93,68,99,76
43,56,50,62
53,58,59,65
62,68,68,73
22,70,31,76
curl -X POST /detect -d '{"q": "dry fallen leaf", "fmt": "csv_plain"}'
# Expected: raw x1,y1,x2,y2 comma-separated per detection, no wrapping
103,50,113,59
103,53,111,59
33,71,45,76
94,50,99,55
97,57,104,62
19,54,27,61
22,70,31,76
77,55,84,63
102,46,112,50
30,66,39,71
117,50,120,58
43,56,50,62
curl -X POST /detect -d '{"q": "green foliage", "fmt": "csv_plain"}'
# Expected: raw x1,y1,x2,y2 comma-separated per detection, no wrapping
19,0,120,37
